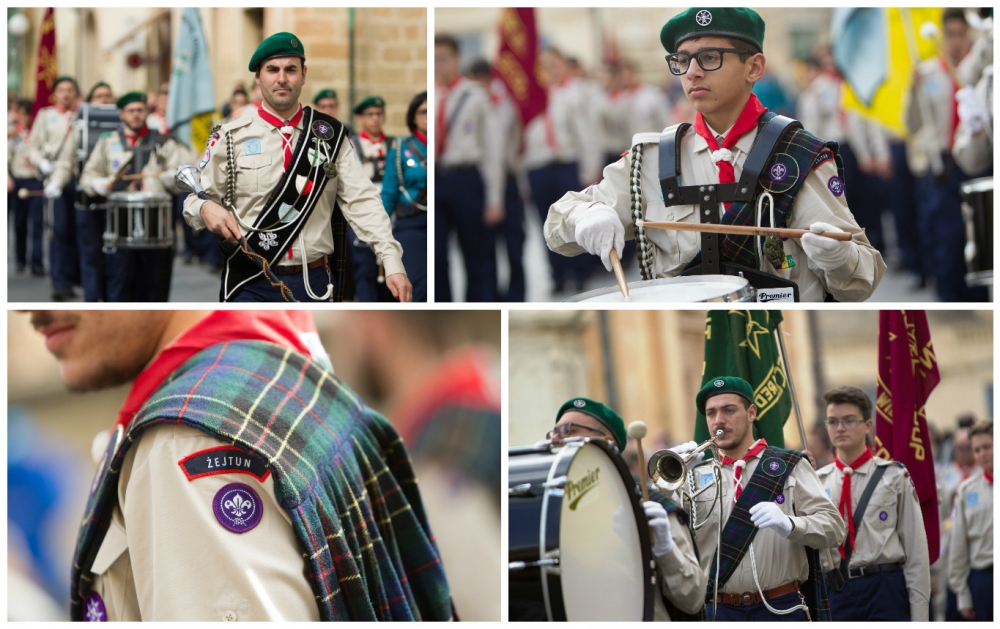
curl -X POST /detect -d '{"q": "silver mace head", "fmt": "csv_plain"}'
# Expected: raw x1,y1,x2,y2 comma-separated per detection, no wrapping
174,165,207,199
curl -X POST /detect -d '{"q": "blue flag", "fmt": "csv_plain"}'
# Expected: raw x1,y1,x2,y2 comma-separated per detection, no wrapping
831,8,887,107
167,8,216,149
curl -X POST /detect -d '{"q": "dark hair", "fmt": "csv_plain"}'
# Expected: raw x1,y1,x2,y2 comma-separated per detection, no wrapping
435,34,460,54
823,386,873,420
17,98,32,114
957,413,977,429
969,420,993,440
232,88,248,98
723,37,758,63
467,58,492,79
943,7,968,26
405,92,427,133
804,56,822,70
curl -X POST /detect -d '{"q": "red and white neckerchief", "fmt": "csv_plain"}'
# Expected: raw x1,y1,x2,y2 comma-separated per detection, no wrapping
834,446,875,559
940,56,960,149
956,461,974,481
436,75,461,157
985,470,994,485
360,130,386,157
257,102,303,171
124,126,150,148
692,94,768,210
720,438,768,502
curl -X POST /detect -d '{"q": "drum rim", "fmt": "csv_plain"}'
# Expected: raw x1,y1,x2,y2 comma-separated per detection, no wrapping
106,191,173,202
961,176,994,194
564,275,756,303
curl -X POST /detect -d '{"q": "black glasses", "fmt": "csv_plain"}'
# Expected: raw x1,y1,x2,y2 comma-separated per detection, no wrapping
548,422,608,440
665,47,749,76
826,418,864,429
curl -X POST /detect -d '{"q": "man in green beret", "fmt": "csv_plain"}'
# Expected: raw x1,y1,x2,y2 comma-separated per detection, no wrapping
548,397,707,620
86,82,115,105
313,88,339,119
183,32,412,302
672,375,843,621
544,7,885,303
77,90,197,301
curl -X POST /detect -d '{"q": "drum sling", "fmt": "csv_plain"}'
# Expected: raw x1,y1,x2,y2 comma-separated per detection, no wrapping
71,340,455,621
221,108,349,302
707,446,830,621
108,128,165,193
824,464,888,592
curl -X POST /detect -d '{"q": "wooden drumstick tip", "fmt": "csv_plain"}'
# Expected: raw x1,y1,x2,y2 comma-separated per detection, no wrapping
628,421,648,440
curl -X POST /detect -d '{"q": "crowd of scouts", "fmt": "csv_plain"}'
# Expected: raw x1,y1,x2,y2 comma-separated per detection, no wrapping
436,7,993,302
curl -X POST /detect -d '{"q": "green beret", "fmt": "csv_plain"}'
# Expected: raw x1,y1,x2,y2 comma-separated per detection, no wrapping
249,32,306,72
556,398,627,450
86,81,111,102
353,95,386,115
660,8,765,54
313,89,338,104
696,376,755,415
116,91,147,110
53,76,78,91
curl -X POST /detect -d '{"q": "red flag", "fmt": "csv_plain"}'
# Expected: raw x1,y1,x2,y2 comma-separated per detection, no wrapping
495,8,546,126
31,8,58,127
874,310,941,564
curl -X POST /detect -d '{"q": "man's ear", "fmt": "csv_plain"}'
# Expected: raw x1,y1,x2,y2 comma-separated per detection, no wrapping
746,53,766,85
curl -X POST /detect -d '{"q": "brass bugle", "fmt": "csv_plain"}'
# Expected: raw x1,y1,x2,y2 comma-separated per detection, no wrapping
647,429,723,492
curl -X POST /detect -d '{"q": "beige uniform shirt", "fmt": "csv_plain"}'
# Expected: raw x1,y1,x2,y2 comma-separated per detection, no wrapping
680,453,845,595
26,106,75,181
49,131,81,190
78,130,197,197
545,124,885,302
8,128,36,179
182,105,404,275
354,132,389,186
952,66,993,176
817,457,930,620
906,57,957,176
652,509,708,620
614,85,672,155
523,79,602,183
436,78,503,208
88,424,319,621
947,473,993,610
797,73,846,143
939,461,981,522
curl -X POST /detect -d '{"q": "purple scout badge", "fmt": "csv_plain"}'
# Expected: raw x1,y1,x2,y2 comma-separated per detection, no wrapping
775,493,785,504
84,591,107,622
769,163,788,182
879,511,888,521
827,176,845,197
213,483,263,533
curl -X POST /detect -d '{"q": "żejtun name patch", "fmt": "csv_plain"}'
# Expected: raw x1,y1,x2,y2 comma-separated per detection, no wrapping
178,445,270,482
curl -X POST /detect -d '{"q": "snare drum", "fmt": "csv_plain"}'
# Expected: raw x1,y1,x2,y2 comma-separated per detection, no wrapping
960,176,993,286
105,191,174,249
509,438,654,621
74,104,120,213
565,275,755,303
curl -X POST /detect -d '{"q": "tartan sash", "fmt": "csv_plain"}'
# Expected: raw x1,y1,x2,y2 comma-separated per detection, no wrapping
71,341,454,621
684,113,843,271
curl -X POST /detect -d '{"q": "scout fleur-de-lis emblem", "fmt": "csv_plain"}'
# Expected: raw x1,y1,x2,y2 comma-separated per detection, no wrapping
769,460,780,472
225,493,251,519
258,232,278,251
696,10,712,26
84,593,106,622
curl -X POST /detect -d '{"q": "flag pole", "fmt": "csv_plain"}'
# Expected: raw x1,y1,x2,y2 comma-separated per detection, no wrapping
775,320,809,450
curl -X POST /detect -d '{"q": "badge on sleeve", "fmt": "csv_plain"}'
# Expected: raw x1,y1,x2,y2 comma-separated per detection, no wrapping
178,445,270,482
775,493,785,504
827,176,845,197
244,138,262,156
84,591,107,622
967,492,979,507
213,483,263,533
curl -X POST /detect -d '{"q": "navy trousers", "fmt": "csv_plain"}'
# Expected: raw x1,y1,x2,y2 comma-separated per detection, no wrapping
50,182,81,291
105,248,173,302
497,174,526,302
967,568,993,621
349,225,395,302
528,162,598,291
885,141,925,278
840,144,886,254
435,166,497,302
12,178,45,272
230,261,334,302
707,592,810,622
395,212,427,302
828,568,911,621
75,208,106,302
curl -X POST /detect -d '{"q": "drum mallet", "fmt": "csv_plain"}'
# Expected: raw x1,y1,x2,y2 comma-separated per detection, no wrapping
17,188,45,199
609,247,630,301
628,421,655,545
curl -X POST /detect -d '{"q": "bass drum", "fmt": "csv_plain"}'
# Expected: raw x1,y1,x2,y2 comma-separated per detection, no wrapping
961,176,993,286
509,438,654,621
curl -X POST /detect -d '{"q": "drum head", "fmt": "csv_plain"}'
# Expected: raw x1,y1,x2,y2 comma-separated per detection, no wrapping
565,275,755,303
559,441,647,621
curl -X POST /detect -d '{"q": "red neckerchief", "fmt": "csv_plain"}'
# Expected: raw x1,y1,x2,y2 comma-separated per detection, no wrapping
834,446,875,559
940,57,960,148
720,438,768,502
114,311,318,430
957,461,974,481
985,470,994,485
693,94,768,210
436,75,461,157
360,130,386,157
124,126,150,148
257,102,304,171
413,129,427,145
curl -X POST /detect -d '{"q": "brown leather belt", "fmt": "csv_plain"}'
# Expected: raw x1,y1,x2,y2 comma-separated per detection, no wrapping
709,581,801,607
273,256,328,275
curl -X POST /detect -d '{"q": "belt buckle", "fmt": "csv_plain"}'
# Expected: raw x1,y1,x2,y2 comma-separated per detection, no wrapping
740,592,754,606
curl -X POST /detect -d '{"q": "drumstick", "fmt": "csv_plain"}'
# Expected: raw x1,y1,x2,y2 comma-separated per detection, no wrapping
609,248,629,301
627,421,655,546
640,220,854,242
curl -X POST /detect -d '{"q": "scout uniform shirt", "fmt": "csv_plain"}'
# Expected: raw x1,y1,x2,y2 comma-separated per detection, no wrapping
26,105,76,180
610,84,672,155
523,77,603,185
947,472,993,611
436,76,503,209
652,509,709,621
939,460,980,522
906,57,960,176
183,104,404,275
77,129,197,197
680,451,845,595
8,125,36,180
354,131,390,186
544,123,886,302
797,72,846,143
86,423,320,621
816,456,931,621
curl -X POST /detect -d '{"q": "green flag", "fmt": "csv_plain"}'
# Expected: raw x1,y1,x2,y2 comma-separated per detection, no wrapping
694,310,791,448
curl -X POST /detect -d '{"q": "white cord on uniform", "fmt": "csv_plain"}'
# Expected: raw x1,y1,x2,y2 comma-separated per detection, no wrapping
748,536,811,619
298,231,333,301
755,191,775,271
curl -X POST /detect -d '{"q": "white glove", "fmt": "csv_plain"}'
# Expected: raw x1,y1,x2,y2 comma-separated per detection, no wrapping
669,440,705,469
956,85,990,135
38,159,54,176
644,501,675,556
800,222,852,272
574,204,625,272
43,182,62,198
91,177,111,198
749,501,793,538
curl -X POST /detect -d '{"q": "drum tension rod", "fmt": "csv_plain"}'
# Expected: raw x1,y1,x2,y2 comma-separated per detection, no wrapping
508,558,560,571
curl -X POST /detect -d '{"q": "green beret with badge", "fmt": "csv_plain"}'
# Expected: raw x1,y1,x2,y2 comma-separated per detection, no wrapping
313,89,338,104
116,91,147,110
660,7,766,54
353,96,386,115
249,31,306,72
696,375,755,415
556,397,627,449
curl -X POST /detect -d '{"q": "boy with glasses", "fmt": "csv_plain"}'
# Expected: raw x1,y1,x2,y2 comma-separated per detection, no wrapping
543,8,884,302
816,387,930,620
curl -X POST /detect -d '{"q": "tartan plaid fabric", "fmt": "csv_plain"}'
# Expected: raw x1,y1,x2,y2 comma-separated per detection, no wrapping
685,112,844,271
410,405,501,498
330,205,349,302
71,340,454,621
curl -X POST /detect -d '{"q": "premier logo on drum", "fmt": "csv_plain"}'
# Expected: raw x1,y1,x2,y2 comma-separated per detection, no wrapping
566,468,601,510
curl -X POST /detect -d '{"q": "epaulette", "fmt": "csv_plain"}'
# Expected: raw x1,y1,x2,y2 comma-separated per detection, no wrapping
220,113,253,132
816,462,835,477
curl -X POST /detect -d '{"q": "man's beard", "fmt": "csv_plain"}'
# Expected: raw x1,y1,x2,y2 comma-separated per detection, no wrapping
264,85,299,112
65,357,146,393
